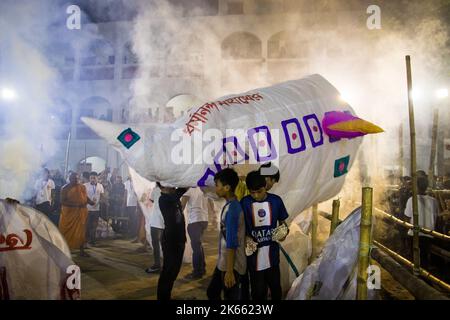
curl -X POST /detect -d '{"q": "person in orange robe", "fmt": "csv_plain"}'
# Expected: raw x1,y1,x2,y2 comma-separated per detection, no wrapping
59,172,94,257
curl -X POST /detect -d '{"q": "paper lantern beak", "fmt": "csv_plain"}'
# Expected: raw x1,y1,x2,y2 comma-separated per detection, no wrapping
323,111,384,139
328,118,384,134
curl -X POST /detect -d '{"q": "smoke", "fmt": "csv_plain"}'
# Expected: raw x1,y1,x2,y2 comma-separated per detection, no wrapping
0,1,69,200
2,1,443,202
129,1,448,200
129,1,229,121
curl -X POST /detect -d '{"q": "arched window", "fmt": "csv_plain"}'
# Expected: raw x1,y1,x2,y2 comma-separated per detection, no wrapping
222,32,262,59
79,156,106,174
166,94,202,118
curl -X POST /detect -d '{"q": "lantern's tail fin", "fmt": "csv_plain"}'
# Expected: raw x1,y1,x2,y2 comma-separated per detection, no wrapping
81,117,128,149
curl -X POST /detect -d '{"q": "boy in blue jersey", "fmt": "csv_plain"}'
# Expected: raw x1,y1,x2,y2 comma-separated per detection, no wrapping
241,170,289,300
207,168,246,300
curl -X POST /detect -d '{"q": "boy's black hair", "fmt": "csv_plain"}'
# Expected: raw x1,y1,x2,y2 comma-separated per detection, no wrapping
214,168,239,192
258,162,280,182
417,176,428,194
246,170,266,191
156,181,162,188
90,171,98,177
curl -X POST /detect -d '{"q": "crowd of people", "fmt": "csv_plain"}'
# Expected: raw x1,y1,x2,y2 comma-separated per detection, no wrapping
148,162,288,301
32,167,144,257
31,162,290,301
30,161,450,300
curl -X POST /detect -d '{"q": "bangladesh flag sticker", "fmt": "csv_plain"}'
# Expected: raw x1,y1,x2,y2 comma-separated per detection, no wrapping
334,155,350,178
117,128,140,149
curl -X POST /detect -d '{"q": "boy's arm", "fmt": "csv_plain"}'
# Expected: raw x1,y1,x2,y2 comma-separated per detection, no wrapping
224,249,236,288
224,203,241,288
276,197,290,241
207,198,215,216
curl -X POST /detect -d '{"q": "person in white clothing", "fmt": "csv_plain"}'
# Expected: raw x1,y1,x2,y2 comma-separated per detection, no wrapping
34,168,55,220
404,176,439,269
84,171,105,246
181,187,210,279
146,182,165,273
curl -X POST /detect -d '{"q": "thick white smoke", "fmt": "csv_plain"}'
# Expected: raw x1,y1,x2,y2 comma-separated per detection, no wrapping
0,1,61,200
129,2,448,189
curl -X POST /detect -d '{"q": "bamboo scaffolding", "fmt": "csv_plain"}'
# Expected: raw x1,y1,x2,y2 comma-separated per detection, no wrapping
428,108,439,189
64,131,71,178
405,55,421,276
309,204,319,263
318,208,450,295
399,124,404,176
356,187,373,300
350,201,450,241
372,207,450,242
330,199,340,236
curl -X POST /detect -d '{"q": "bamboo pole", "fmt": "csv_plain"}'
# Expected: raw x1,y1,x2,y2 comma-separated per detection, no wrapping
399,124,404,176
64,131,71,178
405,55,421,276
430,244,450,261
356,187,373,300
330,199,340,236
310,204,319,263
323,205,450,242
428,108,439,189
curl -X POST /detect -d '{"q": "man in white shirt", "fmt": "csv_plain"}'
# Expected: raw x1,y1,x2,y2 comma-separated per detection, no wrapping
124,177,139,240
181,187,210,279
34,168,55,220
404,176,439,269
84,172,105,246
146,182,165,273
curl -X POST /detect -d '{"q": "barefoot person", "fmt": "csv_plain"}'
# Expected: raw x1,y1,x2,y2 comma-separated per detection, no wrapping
59,172,95,257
